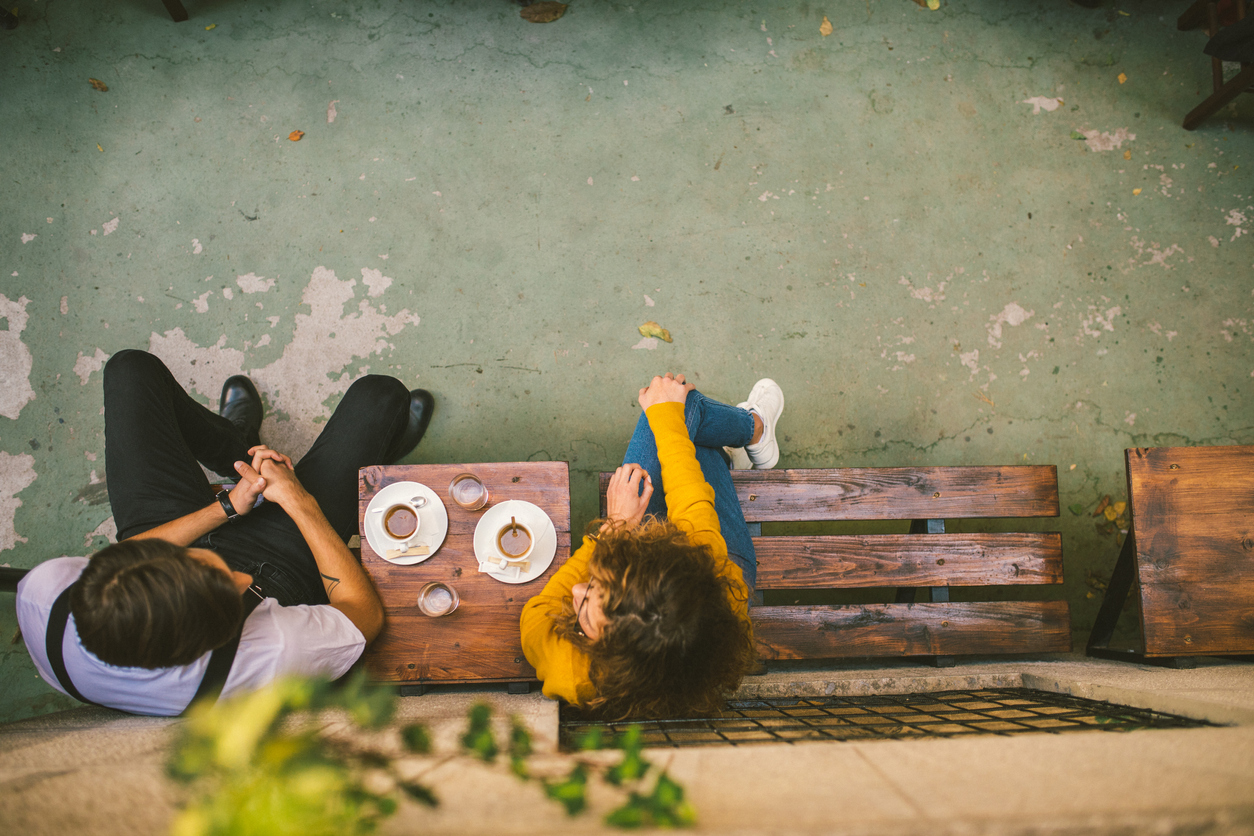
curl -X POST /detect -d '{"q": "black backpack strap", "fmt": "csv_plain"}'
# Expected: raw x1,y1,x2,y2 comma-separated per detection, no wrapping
45,583,99,707
181,587,265,716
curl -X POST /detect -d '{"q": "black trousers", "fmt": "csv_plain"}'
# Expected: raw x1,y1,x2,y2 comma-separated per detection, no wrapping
102,350,411,606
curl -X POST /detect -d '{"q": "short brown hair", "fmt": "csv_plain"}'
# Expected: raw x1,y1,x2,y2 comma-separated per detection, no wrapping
559,519,755,720
72,539,243,668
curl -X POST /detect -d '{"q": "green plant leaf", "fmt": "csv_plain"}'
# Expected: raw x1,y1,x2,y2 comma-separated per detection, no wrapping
575,727,605,751
543,764,588,815
399,780,439,807
460,703,498,762
400,723,431,754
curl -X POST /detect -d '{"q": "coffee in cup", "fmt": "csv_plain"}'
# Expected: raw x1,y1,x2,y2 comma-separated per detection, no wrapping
497,516,532,561
380,495,427,543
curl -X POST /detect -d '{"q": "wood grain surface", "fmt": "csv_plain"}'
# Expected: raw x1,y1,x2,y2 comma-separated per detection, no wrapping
358,462,570,683
753,533,1064,589
752,601,1073,660
1126,446,1254,655
599,466,1059,521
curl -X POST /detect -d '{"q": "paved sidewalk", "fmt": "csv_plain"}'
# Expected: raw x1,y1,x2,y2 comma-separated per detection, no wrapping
2,655,1251,835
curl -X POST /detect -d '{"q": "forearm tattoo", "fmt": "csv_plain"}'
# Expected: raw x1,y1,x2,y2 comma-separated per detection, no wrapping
321,572,341,595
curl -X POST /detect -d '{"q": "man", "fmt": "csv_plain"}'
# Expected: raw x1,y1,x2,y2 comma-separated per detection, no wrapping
16,350,433,715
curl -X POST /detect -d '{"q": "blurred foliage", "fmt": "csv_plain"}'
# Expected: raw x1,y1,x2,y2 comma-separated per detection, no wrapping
167,675,695,835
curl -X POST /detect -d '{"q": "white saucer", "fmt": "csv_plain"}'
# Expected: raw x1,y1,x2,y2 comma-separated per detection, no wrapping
364,481,449,565
472,500,557,584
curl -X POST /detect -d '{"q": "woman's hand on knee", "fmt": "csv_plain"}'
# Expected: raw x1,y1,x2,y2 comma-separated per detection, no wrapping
605,464,653,529
638,372,694,410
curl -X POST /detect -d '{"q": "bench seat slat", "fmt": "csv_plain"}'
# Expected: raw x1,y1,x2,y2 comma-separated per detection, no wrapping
752,601,1072,660
732,467,1059,521
753,532,1063,589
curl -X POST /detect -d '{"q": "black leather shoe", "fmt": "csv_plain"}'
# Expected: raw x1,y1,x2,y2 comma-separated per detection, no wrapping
385,389,435,463
220,375,263,449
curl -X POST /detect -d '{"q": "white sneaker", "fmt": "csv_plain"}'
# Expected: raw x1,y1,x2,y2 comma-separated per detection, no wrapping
738,378,784,469
723,445,752,470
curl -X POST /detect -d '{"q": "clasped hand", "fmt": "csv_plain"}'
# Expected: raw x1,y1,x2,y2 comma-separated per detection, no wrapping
226,446,297,516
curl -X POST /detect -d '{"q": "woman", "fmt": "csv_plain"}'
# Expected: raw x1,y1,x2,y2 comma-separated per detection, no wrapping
520,373,784,719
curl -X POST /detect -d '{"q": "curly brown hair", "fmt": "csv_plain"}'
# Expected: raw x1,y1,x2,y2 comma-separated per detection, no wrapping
557,518,755,720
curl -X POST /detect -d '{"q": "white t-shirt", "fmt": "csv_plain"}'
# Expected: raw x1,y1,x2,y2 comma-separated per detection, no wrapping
17,557,367,717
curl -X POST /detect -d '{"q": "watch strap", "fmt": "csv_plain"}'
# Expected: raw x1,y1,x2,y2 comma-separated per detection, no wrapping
217,490,240,520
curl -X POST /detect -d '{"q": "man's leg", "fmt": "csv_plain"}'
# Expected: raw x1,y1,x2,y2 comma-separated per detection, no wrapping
621,389,757,590
211,375,411,605
103,350,253,540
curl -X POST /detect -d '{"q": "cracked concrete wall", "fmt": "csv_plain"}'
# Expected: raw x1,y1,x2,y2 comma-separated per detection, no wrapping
1,0,1250,723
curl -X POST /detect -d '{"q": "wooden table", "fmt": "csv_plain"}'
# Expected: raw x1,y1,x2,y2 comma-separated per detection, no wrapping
357,462,571,691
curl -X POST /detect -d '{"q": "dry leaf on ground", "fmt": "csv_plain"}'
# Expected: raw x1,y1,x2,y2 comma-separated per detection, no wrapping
89,78,108,92
820,16,833,36
521,2,567,23
288,130,305,141
638,321,673,343
1117,72,1127,84
1093,495,1111,517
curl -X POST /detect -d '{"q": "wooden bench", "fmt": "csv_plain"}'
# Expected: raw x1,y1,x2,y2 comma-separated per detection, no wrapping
601,466,1071,667
1087,445,1254,667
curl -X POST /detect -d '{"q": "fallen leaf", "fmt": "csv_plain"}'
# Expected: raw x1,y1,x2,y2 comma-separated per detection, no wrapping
96,144,103,152
928,0,940,8
1117,72,1127,84
820,15,833,36
638,321,673,343
205,23,215,30
1093,495,1111,517
1112,501,1126,515
521,1,566,23
1068,503,1085,516
1133,188,1141,195
1123,149,1131,160
1070,130,1086,140
88,78,108,92
1103,505,1118,522
288,130,305,141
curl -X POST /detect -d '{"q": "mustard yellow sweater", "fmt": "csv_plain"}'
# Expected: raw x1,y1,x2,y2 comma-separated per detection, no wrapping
519,401,751,706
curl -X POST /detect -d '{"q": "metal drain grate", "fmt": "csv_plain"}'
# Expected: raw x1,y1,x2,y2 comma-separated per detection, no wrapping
559,688,1218,749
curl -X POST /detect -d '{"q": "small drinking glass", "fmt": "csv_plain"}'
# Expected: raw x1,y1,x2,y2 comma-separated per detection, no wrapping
449,472,489,511
417,581,459,617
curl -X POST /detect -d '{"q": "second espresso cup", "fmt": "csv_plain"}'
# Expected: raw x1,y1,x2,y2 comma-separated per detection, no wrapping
496,516,533,562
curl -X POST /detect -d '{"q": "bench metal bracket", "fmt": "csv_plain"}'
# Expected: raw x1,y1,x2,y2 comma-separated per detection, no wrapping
897,519,955,667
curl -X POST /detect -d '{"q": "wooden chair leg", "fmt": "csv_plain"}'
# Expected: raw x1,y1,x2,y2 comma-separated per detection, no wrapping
161,0,189,22
1184,63,1254,129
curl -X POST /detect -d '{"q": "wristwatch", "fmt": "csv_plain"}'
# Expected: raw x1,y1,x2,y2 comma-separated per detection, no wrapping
217,490,241,521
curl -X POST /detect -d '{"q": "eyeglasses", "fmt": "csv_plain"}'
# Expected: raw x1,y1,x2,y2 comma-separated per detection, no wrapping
575,582,593,637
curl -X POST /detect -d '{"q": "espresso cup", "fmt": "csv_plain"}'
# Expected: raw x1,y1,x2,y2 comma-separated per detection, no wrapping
381,495,427,544
496,516,533,562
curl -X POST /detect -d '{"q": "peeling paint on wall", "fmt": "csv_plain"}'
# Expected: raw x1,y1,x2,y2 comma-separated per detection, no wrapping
74,348,111,385
987,302,1034,348
0,451,37,551
361,267,393,298
83,515,117,549
237,273,275,294
150,267,421,459
1081,128,1135,152
0,295,36,420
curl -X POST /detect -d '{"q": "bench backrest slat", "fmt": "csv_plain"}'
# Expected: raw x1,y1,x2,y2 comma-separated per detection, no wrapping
754,532,1063,589
732,467,1060,521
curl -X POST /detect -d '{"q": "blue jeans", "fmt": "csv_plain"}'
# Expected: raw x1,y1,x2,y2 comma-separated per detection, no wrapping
622,390,757,592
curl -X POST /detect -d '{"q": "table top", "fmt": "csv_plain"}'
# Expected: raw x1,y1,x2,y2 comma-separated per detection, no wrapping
357,462,571,683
